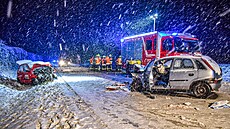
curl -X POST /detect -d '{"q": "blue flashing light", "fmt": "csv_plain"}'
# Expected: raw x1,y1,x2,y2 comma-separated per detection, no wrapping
172,33,178,36
120,38,125,42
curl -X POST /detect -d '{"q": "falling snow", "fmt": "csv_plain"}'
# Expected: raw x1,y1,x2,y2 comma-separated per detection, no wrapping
0,0,229,64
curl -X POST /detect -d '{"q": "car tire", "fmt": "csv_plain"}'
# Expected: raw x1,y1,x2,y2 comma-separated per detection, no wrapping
192,82,211,98
131,79,142,92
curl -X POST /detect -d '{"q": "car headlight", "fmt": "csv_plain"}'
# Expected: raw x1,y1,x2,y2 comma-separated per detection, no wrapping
59,60,66,66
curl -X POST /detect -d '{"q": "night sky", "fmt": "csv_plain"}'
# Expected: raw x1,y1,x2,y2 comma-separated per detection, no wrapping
0,0,229,63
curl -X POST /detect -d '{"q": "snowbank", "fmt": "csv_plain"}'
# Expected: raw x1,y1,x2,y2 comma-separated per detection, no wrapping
0,84,22,108
220,64,230,82
0,39,44,79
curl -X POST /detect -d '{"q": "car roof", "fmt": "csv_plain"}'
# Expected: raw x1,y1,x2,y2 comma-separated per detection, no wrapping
16,60,33,65
157,55,202,60
17,60,51,68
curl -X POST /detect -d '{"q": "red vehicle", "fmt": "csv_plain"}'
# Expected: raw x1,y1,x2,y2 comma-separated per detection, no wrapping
121,31,200,72
16,60,56,85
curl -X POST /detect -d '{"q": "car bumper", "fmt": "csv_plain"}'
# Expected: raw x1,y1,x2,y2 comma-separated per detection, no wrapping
209,78,222,91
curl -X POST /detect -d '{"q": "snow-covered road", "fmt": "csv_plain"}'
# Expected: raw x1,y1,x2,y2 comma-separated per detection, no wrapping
0,72,230,129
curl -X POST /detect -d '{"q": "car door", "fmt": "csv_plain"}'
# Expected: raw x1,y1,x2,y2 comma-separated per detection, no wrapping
17,65,24,82
150,58,173,89
23,64,31,80
142,59,155,88
169,58,198,90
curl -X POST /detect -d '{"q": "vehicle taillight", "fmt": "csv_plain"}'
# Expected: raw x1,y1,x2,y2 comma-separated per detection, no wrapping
202,58,214,71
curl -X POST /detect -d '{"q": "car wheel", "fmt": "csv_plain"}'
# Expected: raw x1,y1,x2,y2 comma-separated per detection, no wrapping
131,79,142,92
192,82,211,98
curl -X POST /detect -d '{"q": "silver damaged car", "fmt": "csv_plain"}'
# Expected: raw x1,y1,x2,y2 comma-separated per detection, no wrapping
131,55,222,98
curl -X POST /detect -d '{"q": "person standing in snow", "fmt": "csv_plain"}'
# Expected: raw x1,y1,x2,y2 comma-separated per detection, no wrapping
89,56,94,70
95,54,101,71
116,55,122,71
105,54,112,71
101,55,106,71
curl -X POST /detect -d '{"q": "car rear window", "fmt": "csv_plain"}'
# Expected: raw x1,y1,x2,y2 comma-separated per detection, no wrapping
195,59,206,70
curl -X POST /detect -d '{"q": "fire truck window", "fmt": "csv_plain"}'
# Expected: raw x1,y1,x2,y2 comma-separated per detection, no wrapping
154,38,157,50
174,37,199,53
162,38,173,51
146,40,152,50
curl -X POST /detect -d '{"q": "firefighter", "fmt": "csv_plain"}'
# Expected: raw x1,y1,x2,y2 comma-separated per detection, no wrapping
105,54,112,71
95,54,101,71
89,56,94,70
101,55,106,71
116,55,122,71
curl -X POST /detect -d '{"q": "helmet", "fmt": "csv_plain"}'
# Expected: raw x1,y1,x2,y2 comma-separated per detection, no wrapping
119,55,122,58
109,54,112,57
103,55,106,58
96,54,100,57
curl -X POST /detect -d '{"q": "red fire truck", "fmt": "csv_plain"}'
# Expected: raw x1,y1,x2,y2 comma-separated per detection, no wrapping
121,31,200,72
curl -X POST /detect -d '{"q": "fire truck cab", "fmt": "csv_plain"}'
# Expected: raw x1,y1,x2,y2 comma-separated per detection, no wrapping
121,31,200,72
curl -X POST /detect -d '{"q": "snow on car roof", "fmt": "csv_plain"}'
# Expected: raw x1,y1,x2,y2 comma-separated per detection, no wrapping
16,60,33,65
16,60,51,68
158,55,202,60
28,61,51,68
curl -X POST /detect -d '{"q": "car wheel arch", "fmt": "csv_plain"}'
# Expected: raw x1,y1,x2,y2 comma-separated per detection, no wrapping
189,80,212,91
189,80,212,98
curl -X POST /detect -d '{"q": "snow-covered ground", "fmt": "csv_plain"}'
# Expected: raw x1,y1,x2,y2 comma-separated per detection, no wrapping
219,64,230,82
0,40,43,79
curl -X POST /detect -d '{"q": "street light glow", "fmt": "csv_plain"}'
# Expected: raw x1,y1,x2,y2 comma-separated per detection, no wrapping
150,13,158,19
150,13,158,31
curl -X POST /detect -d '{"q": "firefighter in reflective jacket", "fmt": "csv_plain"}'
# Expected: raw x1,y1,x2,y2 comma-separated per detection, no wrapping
89,56,94,70
105,54,112,71
101,56,106,71
116,55,122,71
95,54,101,71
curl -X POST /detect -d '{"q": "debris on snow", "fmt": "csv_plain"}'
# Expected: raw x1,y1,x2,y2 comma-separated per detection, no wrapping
168,103,197,110
106,85,120,90
183,102,192,106
165,96,171,99
209,100,230,109
105,82,129,92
